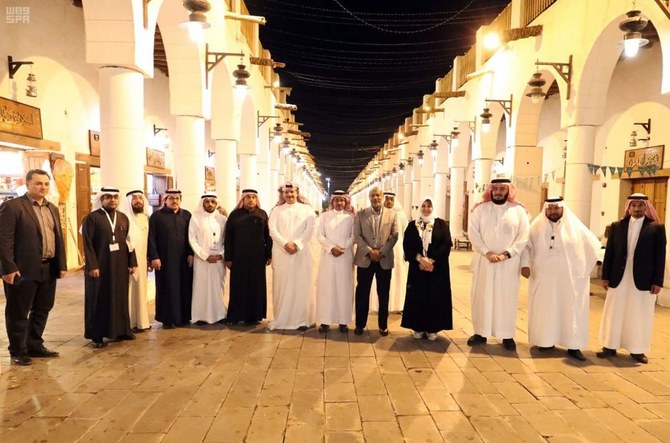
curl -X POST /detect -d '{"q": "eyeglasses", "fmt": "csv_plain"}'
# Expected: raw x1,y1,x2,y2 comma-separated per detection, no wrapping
166,196,181,201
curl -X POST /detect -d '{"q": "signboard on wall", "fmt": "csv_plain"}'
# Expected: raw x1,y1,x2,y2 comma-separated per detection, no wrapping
146,148,165,169
0,96,43,139
624,145,664,170
88,130,100,156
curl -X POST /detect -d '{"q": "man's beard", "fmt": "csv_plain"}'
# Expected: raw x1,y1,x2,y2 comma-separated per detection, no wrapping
491,193,508,205
132,205,143,214
547,214,562,222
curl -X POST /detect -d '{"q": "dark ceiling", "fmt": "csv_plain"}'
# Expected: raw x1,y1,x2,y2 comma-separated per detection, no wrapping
245,0,510,192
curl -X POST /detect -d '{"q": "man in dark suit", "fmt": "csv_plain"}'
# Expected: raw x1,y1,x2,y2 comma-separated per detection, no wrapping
598,193,666,364
0,169,67,366
353,186,398,336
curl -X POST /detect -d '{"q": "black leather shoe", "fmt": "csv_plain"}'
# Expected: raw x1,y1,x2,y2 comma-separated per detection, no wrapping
132,327,146,333
538,345,555,352
567,349,586,361
631,353,648,364
162,323,175,329
117,334,136,341
318,324,329,333
596,347,617,358
297,325,308,331
502,338,516,351
11,355,32,366
467,334,487,346
379,329,389,336
91,340,106,349
28,347,59,358
339,324,349,333
354,327,364,336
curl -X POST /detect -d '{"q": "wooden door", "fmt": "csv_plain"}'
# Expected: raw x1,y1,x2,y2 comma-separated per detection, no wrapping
75,163,91,263
631,177,667,224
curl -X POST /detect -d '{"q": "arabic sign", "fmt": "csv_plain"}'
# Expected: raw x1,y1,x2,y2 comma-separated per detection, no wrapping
0,96,42,139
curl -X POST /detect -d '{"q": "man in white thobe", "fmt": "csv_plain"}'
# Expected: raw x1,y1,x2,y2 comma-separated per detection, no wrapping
468,178,529,351
268,182,316,331
316,191,355,333
188,194,227,325
597,193,666,364
120,190,151,332
521,197,601,361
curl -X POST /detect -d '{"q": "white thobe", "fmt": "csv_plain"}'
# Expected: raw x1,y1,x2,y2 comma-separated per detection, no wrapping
128,213,150,329
523,217,600,349
189,213,227,324
468,202,529,339
600,217,656,354
370,208,408,313
268,203,316,330
316,210,354,325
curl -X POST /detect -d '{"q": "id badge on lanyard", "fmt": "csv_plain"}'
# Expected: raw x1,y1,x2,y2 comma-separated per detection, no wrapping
104,210,119,252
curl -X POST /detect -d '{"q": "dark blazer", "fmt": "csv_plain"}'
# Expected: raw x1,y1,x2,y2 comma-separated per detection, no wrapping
353,206,398,269
0,194,67,281
602,215,666,291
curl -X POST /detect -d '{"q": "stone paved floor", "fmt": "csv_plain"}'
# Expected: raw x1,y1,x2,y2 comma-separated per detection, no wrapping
1,250,670,442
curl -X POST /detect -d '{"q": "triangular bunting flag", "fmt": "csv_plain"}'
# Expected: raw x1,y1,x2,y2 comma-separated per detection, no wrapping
600,166,607,177
617,167,623,176
625,167,633,177
551,170,556,180
609,166,616,176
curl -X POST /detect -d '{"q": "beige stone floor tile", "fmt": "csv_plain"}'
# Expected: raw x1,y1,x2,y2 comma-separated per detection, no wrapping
351,366,386,395
34,392,94,418
397,414,442,442
70,389,130,419
205,407,254,442
357,395,395,422
76,391,160,441
40,418,98,442
361,421,404,443
325,402,361,431
453,393,499,417
222,370,266,408
592,390,658,420
382,373,429,415
297,356,325,372
377,356,406,373
637,419,670,442
293,371,324,391
513,402,573,435
182,371,236,417
462,368,498,394
619,372,670,396
350,356,377,367
599,372,666,403
246,405,289,443
325,367,353,383
1,417,62,443
585,408,660,443
324,356,350,368
162,416,213,443
513,373,562,397
556,410,622,443
325,340,350,357
493,381,537,404
417,387,460,412
120,433,165,443
270,348,300,369
284,424,325,442
538,396,578,410
131,385,198,433
469,416,525,442
432,411,482,441
325,382,357,402
325,431,365,443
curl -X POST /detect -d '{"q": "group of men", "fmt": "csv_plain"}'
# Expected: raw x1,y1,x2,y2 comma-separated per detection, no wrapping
467,178,666,363
1,170,666,366
79,186,273,348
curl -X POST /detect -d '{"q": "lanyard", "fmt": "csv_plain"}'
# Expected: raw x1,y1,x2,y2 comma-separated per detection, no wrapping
104,209,117,243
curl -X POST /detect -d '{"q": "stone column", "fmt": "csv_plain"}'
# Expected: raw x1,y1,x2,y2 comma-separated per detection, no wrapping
449,167,466,239
174,115,206,211
564,125,596,225
239,154,258,193
214,138,237,212
99,67,145,192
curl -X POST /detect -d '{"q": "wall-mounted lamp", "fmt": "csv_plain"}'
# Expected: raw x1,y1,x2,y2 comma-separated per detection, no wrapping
153,124,167,136
420,140,439,164
480,107,493,133
280,138,291,155
204,44,245,89
270,122,283,142
482,95,513,131
257,111,279,131
233,58,250,95
207,149,215,158
179,0,212,33
629,130,638,147
416,150,425,167
634,118,652,135
535,55,572,100
525,72,547,104
8,56,37,98
618,9,649,58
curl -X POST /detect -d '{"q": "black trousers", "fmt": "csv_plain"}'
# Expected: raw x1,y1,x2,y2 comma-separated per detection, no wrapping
355,262,392,330
3,261,57,356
